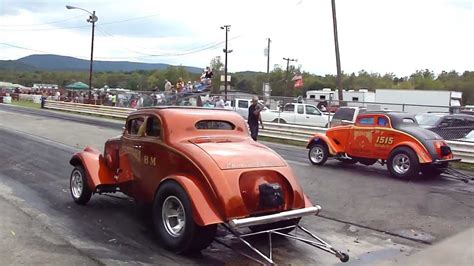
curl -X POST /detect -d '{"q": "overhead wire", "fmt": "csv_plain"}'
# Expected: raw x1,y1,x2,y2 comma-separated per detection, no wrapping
0,13,160,32
0,43,90,60
0,14,83,27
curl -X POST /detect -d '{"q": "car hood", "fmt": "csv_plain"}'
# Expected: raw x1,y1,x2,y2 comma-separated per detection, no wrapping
190,139,286,170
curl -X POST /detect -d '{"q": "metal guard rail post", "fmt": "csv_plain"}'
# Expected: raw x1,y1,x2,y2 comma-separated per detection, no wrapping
43,100,474,164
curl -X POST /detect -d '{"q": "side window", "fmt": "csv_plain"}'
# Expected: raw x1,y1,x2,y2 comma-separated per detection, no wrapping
466,118,474,126
319,95,326,100
352,97,359,102
127,117,145,136
297,105,304,114
306,105,321,115
377,117,389,126
284,104,295,112
451,118,466,127
238,100,249,109
146,116,161,138
358,117,375,126
439,118,452,127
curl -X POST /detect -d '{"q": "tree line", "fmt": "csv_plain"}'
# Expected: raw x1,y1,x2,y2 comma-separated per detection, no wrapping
1,56,472,104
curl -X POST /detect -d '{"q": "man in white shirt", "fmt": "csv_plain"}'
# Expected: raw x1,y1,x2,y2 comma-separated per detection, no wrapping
215,96,225,108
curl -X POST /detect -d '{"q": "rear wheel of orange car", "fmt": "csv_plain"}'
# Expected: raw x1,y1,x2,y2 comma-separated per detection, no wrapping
153,181,217,254
308,143,328,165
387,147,420,179
70,166,92,205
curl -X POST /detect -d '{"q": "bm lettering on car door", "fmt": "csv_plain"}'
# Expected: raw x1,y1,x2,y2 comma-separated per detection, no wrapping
134,115,165,201
348,115,375,158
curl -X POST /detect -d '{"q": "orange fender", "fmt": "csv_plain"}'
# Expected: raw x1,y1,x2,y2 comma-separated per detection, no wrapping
69,146,117,191
394,141,432,163
160,176,223,226
306,134,340,155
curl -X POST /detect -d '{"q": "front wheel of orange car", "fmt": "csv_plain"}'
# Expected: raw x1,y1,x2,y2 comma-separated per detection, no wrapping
387,147,420,179
153,181,217,254
70,166,92,205
308,143,328,165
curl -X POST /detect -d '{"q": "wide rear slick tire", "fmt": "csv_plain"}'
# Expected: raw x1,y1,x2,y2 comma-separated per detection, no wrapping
387,147,420,179
153,181,216,254
308,143,329,165
70,166,92,205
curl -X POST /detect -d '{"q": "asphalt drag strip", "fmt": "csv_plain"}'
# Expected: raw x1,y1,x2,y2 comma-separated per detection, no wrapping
0,122,421,265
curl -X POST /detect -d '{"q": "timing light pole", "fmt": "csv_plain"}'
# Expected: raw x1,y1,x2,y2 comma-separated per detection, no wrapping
66,5,98,102
221,25,232,102
283,57,297,97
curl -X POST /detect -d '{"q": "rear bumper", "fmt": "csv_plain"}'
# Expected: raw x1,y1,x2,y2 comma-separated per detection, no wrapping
432,158,462,165
229,205,321,229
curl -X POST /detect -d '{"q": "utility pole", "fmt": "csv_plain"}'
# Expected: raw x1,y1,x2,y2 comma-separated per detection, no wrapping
266,38,271,75
221,25,232,102
283,57,297,97
66,5,98,103
88,11,97,102
331,0,343,102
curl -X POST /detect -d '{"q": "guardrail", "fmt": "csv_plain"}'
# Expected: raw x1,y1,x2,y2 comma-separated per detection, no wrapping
44,100,473,163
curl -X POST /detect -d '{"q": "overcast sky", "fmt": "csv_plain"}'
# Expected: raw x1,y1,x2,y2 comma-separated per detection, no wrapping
1,0,473,76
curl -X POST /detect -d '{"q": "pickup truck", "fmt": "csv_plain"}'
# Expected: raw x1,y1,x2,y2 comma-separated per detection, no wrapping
261,103,329,127
225,98,269,119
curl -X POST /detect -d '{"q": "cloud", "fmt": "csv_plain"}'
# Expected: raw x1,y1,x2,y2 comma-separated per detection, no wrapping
1,0,473,76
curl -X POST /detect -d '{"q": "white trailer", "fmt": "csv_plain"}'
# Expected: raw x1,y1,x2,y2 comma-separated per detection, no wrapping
374,89,462,114
306,89,375,105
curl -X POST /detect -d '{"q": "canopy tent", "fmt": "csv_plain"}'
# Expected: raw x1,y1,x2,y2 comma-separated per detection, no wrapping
65,82,89,90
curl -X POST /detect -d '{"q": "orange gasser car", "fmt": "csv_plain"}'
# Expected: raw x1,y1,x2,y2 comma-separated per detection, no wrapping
307,112,460,179
69,107,348,264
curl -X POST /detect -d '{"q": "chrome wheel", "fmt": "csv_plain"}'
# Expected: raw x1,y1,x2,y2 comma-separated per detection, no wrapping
162,196,186,237
71,169,83,199
310,146,324,163
393,153,410,174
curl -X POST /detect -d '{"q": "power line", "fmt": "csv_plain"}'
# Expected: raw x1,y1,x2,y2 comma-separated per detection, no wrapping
0,35,240,61
0,24,90,32
0,13,161,32
97,13,160,26
0,43,90,60
94,26,236,58
0,14,83,27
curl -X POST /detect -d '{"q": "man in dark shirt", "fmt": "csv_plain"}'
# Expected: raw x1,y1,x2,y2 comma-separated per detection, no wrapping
248,96,264,141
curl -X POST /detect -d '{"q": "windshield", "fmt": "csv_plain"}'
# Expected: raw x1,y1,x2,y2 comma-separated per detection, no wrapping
415,114,441,126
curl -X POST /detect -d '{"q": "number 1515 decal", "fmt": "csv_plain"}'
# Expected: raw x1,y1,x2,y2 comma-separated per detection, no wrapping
375,136,394,145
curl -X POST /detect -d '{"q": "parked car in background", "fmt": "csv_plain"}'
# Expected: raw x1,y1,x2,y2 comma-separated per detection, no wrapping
457,130,474,143
261,103,329,127
415,113,474,140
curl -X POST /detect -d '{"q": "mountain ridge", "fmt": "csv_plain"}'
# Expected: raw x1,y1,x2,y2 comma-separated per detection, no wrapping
0,54,202,73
